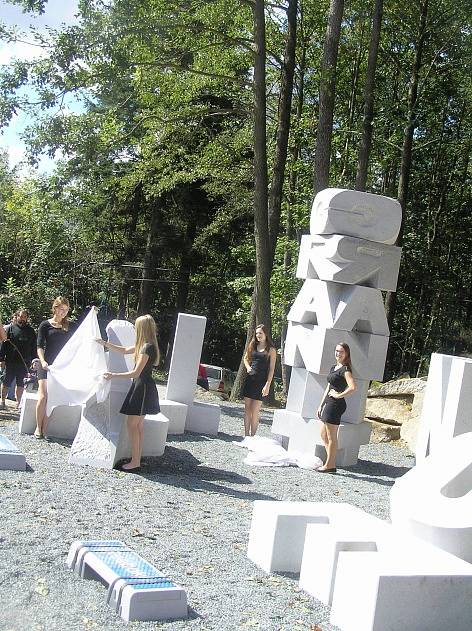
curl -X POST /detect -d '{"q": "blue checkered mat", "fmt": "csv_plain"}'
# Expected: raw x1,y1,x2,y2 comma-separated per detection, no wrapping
95,550,175,589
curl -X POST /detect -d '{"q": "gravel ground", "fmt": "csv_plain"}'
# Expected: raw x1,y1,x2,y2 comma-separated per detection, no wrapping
0,400,414,631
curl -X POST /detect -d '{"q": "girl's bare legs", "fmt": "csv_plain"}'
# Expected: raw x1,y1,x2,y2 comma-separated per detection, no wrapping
320,422,338,470
249,399,263,436
35,379,48,437
123,414,145,469
320,422,328,455
243,398,252,436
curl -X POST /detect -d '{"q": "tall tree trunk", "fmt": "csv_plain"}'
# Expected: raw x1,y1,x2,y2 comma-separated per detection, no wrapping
384,0,429,376
118,183,143,317
313,0,345,195
355,0,383,191
138,197,161,315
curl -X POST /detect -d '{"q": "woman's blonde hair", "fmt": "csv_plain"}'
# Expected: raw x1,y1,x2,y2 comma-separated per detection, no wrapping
134,314,160,367
51,296,70,330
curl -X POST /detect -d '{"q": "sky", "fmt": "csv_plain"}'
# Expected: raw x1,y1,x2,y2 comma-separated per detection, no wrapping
0,0,80,174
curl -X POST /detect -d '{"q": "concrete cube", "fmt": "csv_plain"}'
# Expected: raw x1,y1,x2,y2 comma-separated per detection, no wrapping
296,234,402,291
0,434,26,471
310,188,402,245
185,401,220,435
158,399,188,435
19,391,82,440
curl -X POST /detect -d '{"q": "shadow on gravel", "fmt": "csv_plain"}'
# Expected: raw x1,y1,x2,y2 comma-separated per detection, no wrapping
340,459,412,486
140,446,276,501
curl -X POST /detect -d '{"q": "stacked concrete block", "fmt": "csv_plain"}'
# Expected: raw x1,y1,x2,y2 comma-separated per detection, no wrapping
274,188,402,466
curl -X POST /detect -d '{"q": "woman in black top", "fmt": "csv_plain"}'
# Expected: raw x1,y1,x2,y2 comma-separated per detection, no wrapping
316,343,356,473
99,314,160,472
35,297,75,439
242,324,276,436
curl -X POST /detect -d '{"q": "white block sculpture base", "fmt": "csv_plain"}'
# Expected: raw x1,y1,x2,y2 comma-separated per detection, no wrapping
272,409,371,467
19,392,82,440
158,399,188,435
185,401,220,436
69,392,169,469
0,434,26,471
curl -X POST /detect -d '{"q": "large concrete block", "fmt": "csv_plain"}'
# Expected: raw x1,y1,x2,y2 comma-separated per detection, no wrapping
391,431,472,563
0,434,26,471
296,234,402,291
158,399,188,435
285,367,369,423
105,320,135,392
166,313,207,404
284,322,388,381
310,188,402,245
272,409,371,466
185,401,220,435
19,391,82,440
288,279,389,336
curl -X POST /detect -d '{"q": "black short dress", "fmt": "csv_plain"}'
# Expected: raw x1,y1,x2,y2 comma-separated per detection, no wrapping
36,320,76,380
321,364,350,425
243,350,269,401
120,343,160,416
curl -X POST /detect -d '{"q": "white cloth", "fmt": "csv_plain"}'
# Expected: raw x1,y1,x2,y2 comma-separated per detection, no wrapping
234,435,323,469
46,309,110,415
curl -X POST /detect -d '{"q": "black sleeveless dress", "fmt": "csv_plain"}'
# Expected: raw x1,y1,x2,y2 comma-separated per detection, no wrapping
321,364,349,425
120,343,160,416
243,350,269,401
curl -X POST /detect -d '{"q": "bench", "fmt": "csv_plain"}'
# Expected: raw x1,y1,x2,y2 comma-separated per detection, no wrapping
0,434,26,471
19,392,82,440
66,540,188,622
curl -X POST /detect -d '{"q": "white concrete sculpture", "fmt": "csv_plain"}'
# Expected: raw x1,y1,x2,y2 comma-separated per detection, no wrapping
19,391,82,440
163,313,220,436
67,540,188,621
416,353,472,461
69,320,168,469
0,434,26,470
274,188,402,466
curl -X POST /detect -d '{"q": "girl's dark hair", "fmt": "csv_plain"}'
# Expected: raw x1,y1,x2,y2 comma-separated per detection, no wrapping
338,342,353,371
245,324,275,363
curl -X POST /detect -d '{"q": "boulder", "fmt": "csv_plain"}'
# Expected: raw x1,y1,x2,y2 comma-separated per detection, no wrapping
365,397,411,425
368,420,401,443
368,377,426,397
400,391,425,451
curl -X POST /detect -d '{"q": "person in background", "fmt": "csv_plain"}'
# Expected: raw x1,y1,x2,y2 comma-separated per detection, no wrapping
242,324,277,437
35,297,75,439
0,315,8,343
98,314,160,472
0,309,37,409
197,363,209,390
316,343,356,473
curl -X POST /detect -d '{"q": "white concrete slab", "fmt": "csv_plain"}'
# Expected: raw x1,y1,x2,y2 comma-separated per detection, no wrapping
185,401,220,435
296,234,402,291
19,391,82,440
288,279,389,335
310,188,402,245
158,399,187,435
0,434,26,471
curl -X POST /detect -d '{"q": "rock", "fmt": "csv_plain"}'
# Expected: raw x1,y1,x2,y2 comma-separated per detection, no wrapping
368,420,401,443
365,397,411,425
368,377,426,397
194,387,227,402
400,391,425,451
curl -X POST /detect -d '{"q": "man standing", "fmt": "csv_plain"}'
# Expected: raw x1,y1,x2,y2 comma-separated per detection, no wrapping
0,309,37,409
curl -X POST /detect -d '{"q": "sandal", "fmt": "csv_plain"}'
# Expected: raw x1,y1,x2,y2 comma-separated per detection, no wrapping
33,428,44,439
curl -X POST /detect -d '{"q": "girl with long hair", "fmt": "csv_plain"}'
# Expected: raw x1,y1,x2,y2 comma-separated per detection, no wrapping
98,314,160,472
242,324,277,436
35,297,74,439
316,342,356,473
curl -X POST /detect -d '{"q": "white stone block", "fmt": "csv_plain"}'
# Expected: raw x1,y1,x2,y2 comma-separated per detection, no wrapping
284,322,388,381
69,391,168,469
166,313,207,404
106,320,135,393
391,431,472,563
310,188,402,245
158,399,188,435
19,391,82,440
0,434,26,471
288,279,389,335
296,234,402,291
247,501,365,573
272,409,371,466
286,367,369,422
330,542,472,631
299,519,384,605
185,401,220,436
67,540,187,622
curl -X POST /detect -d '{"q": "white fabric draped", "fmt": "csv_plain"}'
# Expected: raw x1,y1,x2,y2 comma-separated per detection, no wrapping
234,435,323,469
46,308,110,415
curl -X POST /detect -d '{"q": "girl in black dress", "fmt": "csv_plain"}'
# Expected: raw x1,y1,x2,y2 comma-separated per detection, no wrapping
242,324,276,436
316,343,356,473
35,297,75,439
99,314,160,472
